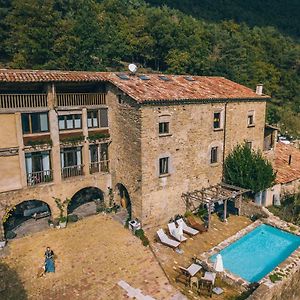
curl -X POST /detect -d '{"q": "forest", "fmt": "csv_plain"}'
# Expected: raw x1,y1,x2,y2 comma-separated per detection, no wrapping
0,0,299,136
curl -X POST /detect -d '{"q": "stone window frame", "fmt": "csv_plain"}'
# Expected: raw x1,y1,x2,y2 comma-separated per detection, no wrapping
157,152,172,177
208,141,223,166
247,110,255,127
213,109,224,131
158,114,172,137
245,140,253,150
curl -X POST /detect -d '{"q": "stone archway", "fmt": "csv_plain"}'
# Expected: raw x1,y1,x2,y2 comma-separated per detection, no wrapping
3,200,51,239
68,187,104,218
115,183,132,222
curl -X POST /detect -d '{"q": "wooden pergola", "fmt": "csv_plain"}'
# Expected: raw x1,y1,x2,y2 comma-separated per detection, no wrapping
182,183,250,229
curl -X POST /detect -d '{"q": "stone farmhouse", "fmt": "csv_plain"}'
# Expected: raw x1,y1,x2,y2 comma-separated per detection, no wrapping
0,69,271,238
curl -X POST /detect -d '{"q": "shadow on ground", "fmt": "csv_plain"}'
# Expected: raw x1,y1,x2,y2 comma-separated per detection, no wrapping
0,261,27,300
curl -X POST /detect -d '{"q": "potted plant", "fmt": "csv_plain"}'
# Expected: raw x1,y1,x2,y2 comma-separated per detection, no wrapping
53,197,71,229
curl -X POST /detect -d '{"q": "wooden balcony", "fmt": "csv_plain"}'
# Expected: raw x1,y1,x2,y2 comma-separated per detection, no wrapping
0,94,47,109
61,165,84,179
57,93,106,107
27,170,53,186
89,160,110,174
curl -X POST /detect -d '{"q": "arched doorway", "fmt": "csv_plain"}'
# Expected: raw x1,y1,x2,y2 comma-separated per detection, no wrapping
115,183,132,223
3,200,51,239
68,187,104,218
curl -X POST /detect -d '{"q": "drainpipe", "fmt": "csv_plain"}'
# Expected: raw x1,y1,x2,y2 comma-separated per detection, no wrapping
222,101,228,180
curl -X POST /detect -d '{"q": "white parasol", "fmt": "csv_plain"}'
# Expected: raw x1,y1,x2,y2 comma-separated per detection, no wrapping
214,254,224,272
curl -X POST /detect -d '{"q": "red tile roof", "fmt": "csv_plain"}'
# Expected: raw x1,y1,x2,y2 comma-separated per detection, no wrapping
0,69,269,102
0,69,106,82
106,73,269,103
274,142,300,184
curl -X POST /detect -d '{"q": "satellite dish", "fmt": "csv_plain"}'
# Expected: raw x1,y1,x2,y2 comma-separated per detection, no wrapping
128,63,138,73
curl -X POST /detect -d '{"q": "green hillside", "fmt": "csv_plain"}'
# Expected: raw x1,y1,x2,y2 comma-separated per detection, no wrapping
146,0,300,38
0,0,299,136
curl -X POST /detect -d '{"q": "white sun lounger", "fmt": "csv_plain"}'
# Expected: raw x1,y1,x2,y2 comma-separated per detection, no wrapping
168,222,188,242
157,229,180,248
176,218,199,236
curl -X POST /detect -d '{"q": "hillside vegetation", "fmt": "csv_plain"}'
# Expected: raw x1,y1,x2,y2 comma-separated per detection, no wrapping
0,0,299,136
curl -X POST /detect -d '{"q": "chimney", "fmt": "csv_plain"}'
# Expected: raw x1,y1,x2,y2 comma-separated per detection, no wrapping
288,155,292,165
256,84,263,95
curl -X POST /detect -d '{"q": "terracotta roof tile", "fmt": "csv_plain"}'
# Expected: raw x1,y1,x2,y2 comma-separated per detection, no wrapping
106,73,269,102
0,69,269,102
274,142,300,184
0,69,106,83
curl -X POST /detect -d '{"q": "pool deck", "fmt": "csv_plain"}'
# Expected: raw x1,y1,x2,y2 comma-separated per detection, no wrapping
199,210,300,291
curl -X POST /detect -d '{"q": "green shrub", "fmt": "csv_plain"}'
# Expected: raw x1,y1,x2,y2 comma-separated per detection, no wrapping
134,229,144,238
141,235,150,246
269,273,282,283
6,230,16,239
59,216,67,223
67,214,79,223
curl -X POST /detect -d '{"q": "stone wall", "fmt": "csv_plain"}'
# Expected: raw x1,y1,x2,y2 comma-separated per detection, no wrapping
248,267,300,300
107,86,143,220
240,200,269,218
140,100,267,228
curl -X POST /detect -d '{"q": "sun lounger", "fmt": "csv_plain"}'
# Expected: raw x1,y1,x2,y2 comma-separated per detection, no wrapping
168,222,187,242
187,216,208,233
157,229,180,248
176,218,199,235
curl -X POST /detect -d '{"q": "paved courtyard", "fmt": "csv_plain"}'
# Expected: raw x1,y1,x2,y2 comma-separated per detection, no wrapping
0,215,181,300
147,215,252,299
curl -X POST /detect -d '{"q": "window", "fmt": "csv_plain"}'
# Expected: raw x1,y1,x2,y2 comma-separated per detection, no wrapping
25,151,52,185
87,110,99,128
159,122,169,135
211,147,218,164
159,157,169,175
158,75,171,81
245,141,252,149
89,143,109,173
22,112,49,134
58,114,82,130
213,112,222,129
61,147,82,168
138,75,150,80
116,73,130,80
100,108,108,127
247,111,255,126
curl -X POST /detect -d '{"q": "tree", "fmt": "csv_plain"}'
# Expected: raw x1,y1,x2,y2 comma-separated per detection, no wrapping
224,143,276,193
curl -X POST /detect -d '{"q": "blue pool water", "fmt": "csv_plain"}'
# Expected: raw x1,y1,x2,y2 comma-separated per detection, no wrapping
210,224,300,283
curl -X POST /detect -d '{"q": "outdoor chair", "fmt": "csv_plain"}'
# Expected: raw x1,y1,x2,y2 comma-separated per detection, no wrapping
176,218,199,235
201,271,216,285
199,278,213,297
156,229,180,248
175,263,202,286
168,222,187,242
187,216,208,233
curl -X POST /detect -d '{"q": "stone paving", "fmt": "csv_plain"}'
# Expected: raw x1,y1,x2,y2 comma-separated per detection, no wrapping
0,214,182,300
147,215,252,299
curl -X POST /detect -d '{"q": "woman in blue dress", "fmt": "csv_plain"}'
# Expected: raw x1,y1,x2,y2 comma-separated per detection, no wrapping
44,247,55,273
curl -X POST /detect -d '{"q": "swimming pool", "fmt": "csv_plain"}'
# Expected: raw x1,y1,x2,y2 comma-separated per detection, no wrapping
210,224,300,283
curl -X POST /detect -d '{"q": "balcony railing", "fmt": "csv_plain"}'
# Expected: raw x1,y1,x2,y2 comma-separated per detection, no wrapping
89,160,110,174
27,170,53,186
57,93,106,107
0,94,47,109
61,165,84,179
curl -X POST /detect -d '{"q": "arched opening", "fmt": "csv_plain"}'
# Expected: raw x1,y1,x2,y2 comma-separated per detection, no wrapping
115,183,132,223
3,200,51,239
68,187,104,218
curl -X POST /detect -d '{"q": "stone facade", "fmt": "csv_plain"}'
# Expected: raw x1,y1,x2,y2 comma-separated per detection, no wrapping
140,101,266,227
0,70,269,235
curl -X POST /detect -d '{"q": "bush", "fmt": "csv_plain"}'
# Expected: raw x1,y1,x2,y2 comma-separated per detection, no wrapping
6,230,16,239
224,143,276,193
269,273,282,283
59,216,67,223
134,229,149,247
67,214,79,223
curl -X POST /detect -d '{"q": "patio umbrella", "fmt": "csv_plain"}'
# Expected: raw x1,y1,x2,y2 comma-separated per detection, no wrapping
214,254,224,272
177,221,184,237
